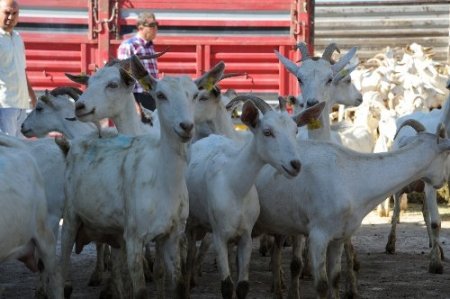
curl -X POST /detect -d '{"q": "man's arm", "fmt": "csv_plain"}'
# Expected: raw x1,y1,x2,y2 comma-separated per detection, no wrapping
26,73,36,108
118,41,133,60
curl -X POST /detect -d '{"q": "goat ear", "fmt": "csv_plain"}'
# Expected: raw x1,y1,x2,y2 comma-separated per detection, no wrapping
240,101,259,129
54,136,71,156
119,68,136,87
331,47,357,74
292,102,326,127
195,61,225,91
274,50,298,76
287,95,297,106
278,96,287,112
128,54,157,91
65,73,89,85
224,88,237,98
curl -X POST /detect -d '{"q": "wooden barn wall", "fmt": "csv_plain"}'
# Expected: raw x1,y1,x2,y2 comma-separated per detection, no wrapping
314,1,450,63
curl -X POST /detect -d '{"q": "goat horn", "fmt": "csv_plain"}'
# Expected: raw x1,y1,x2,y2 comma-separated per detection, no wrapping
295,42,310,60
129,54,149,80
278,96,287,112
332,47,357,74
226,94,272,114
219,72,247,81
39,90,51,105
394,119,426,140
322,43,340,62
137,46,170,60
436,123,447,143
50,86,83,101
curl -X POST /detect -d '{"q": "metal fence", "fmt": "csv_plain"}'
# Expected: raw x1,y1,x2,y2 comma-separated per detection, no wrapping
314,0,450,63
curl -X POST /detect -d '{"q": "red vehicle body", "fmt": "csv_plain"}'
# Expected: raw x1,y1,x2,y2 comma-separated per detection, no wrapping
18,0,313,97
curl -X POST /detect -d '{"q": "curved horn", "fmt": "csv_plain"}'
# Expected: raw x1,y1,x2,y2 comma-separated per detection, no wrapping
219,72,247,81
394,119,426,140
333,64,358,83
274,50,299,76
138,46,170,60
65,73,90,85
331,47,357,74
294,42,310,60
226,94,272,114
322,43,340,62
278,96,287,112
50,86,83,101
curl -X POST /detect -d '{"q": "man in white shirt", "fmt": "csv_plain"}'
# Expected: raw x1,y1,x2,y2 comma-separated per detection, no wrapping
0,0,36,137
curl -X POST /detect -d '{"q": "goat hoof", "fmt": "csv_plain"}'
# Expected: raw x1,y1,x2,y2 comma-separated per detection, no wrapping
221,276,234,299
385,238,396,254
34,286,47,299
236,280,249,299
63,283,73,298
429,262,444,274
88,272,102,286
135,288,149,299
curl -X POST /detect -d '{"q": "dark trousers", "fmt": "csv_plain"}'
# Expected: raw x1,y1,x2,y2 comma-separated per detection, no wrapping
134,92,156,111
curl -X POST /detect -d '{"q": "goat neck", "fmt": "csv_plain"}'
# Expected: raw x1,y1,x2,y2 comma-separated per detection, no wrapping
304,101,332,141
350,133,450,216
439,94,450,135
112,94,151,136
225,135,268,197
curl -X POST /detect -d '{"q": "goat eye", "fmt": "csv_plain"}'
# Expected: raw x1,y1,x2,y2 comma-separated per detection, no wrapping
199,96,208,101
107,82,119,89
156,92,167,101
263,129,273,137
297,78,303,85
326,78,333,85
36,106,43,112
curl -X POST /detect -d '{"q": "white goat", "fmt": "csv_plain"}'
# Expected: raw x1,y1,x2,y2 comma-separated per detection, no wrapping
273,42,361,298
385,92,450,274
21,87,99,139
255,120,450,299
185,95,325,299
22,87,116,287
66,60,157,137
58,56,225,298
0,135,63,299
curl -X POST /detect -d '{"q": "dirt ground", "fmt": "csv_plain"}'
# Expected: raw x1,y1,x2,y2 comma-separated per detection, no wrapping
1,203,450,299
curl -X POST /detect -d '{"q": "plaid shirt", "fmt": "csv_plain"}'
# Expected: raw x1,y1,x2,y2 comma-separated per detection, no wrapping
117,34,158,93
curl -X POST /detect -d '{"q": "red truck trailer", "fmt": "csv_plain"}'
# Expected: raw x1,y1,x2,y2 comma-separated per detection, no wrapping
18,0,313,98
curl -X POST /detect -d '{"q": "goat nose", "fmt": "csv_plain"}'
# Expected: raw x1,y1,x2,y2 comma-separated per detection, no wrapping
291,160,301,172
75,102,85,111
180,122,193,134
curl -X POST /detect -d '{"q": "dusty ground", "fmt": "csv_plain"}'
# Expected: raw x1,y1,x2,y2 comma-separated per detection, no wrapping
1,203,450,299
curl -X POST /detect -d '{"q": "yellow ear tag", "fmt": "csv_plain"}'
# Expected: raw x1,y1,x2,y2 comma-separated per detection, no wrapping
307,118,322,130
205,77,215,92
138,78,152,92
339,68,350,77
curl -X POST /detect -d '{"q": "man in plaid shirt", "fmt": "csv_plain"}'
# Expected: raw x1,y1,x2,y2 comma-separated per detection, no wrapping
118,11,159,110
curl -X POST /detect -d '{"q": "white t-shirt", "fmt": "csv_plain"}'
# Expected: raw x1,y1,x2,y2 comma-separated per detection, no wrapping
0,29,29,109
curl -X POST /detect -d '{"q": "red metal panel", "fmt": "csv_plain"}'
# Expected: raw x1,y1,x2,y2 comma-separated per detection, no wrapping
19,0,87,8
121,0,293,11
20,0,312,96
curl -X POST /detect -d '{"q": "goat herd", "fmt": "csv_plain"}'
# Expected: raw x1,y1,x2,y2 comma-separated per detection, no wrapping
1,42,450,299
